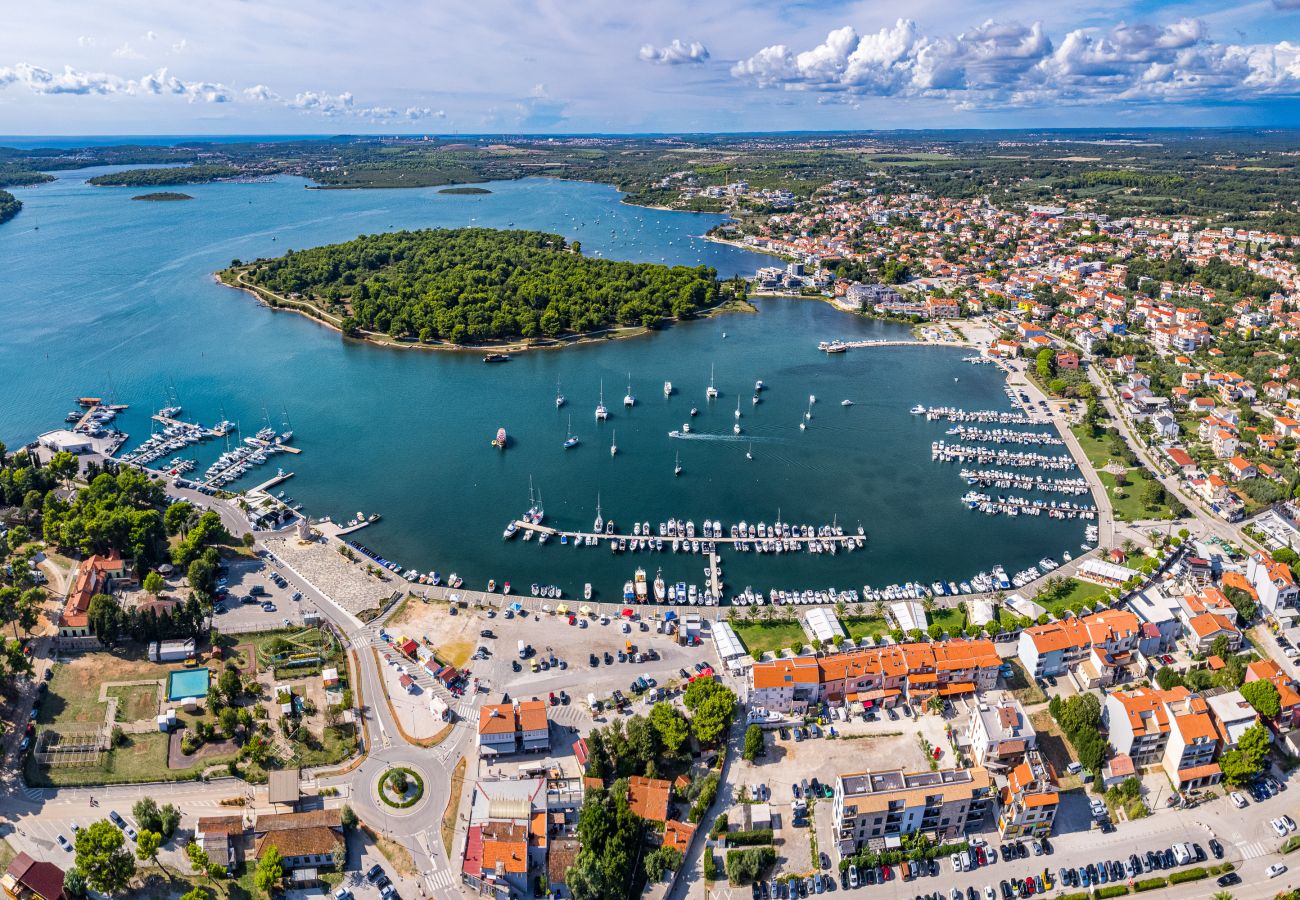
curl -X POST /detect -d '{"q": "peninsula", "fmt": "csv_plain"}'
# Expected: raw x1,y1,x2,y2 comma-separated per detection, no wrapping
131,191,194,202
0,189,20,225
221,227,728,348
87,164,240,187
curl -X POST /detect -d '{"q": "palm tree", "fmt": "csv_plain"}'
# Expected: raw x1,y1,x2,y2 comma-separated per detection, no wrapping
873,599,885,617
922,596,936,613
852,602,864,618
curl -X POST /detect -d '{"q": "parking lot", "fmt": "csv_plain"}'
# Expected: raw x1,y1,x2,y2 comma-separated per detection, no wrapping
212,557,314,631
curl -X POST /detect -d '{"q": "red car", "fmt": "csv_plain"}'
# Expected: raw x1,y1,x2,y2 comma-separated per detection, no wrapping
567,615,576,625
977,847,986,866
880,865,892,882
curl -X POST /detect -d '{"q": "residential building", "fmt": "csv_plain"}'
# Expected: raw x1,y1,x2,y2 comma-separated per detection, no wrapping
1245,659,1300,728
965,693,1036,767
1103,687,1179,765
252,809,344,875
749,640,1001,714
996,750,1059,839
1205,690,1260,751
1162,693,1222,790
477,700,550,755
462,777,549,899
2,853,66,900
1016,609,1139,681
1183,613,1241,654
627,776,672,823
518,700,551,753
1245,552,1300,622
831,766,992,854
58,551,127,638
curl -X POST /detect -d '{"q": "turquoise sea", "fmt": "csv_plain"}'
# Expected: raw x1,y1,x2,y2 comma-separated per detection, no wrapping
0,170,1082,599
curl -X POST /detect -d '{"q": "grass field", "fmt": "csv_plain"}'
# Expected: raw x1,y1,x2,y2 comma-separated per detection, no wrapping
105,683,160,722
1098,471,1177,522
1033,578,1111,617
842,616,888,641
39,653,171,728
1004,657,1047,707
928,607,966,636
733,619,806,656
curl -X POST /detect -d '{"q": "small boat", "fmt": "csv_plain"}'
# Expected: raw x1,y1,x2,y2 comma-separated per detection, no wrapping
690,407,698,417
503,521,518,540
555,381,565,408
483,353,510,363
503,581,511,594
492,426,507,448
674,451,682,477
563,415,578,449
610,430,617,457
734,397,742,419
653,569,666,601
584,582,592,600
755,380,763,392
596,381,608,421
841,400,854,407
706,364,718,400
624,375,635,407
594,495,603,533
746,443,753,461
809,394,816,404
664,381,673,397
733,421,741,435
487,579,496,592
634,568,648,601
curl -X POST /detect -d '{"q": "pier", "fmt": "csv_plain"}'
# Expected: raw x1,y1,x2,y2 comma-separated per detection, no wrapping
510,519,861,550
76,403,128,431
249,471,295,494
248,436,302,454
818,339,969,352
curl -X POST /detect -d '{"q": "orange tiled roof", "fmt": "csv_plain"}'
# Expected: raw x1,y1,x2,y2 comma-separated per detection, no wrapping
478,704,517,736
517,700,548,733
627,776,671,822
481,838,529,874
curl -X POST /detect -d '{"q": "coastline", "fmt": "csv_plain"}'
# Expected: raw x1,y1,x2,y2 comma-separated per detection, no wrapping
217,269,758,354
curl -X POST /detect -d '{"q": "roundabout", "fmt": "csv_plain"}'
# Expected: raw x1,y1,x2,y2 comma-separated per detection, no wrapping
376,764,427,812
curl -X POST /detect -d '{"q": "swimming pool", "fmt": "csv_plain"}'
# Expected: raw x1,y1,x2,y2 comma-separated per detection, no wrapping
166,667,211,701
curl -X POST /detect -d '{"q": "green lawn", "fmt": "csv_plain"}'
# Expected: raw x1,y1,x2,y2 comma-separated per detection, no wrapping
928,607,966,637
842,616,888,642
290,723,358,768
1071,424,1123,470
1098,471,1177,522
1032,578,1111,617
1004,658,1047,707
732,619,806,656
105,684,160,722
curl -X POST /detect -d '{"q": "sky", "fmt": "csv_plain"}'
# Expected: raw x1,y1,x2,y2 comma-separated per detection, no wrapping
2,0,1300,134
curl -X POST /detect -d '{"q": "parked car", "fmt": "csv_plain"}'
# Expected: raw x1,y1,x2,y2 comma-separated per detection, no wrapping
1266,864,1287,879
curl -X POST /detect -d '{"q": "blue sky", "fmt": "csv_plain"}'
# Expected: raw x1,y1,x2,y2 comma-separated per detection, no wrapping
2,0,1299,134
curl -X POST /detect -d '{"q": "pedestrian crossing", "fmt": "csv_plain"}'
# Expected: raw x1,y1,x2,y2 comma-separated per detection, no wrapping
1237,840,1269,860
424,867,457,891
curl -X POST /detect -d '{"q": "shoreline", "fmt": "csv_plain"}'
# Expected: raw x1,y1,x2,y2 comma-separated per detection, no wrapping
217,269,757,355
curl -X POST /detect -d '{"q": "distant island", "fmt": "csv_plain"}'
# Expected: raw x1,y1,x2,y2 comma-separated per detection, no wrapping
220,227,728,348
88,165,240,187
132,192,194,202
0,190,21,225
437,186,492,195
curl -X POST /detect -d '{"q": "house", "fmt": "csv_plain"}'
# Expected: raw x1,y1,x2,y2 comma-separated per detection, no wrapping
1226,457,1258,481
477,700,550,755
1055,350,1080,371
58,551,128,638
252,809,344,874
965,693,1036,766
1183,613,1241,654
1104,688,1176,765
1165,447,1198,476
1151,411,1179,440
195,816,244,876
831,766,992,854
1211,429,1239,459
1162,693,1222,790
462,777,549,898
1245,659,1300,728
518,699,551,753
1016,609,1139,680
2,853,66,900
996,750,1059,839
627,776,672,823
1245,552,1300,622
749,639,1001,714
1205,691,1260,751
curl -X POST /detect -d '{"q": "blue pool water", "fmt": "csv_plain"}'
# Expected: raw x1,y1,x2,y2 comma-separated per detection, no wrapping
167,667,211,701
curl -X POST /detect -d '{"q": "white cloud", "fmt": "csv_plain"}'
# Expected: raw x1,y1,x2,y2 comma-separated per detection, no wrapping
76,36,95,48
144,30,158,41
172,39,188,54
639,39,709,65
112,42,144,60
731,17,1300,108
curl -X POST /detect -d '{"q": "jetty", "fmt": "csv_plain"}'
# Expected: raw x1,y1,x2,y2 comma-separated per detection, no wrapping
247,436,302,454
509,519,862,552
818,339,963,352
932,442,1076,470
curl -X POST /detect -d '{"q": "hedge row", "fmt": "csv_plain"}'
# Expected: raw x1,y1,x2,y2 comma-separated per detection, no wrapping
1134,877,1167,892
1093,886,1130,899
1283,834,1300,855
1167,867,1208,885
726,829,775,847
726,846,776,885
1060,892,1091,900
703,851,718,882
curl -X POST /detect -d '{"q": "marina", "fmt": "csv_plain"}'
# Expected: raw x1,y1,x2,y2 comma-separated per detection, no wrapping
5,173,1090,598
931,442,1077,469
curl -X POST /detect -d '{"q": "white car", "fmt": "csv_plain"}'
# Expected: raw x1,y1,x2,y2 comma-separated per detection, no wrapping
987,847,997,864
984,886,996,900
1230,791,1249,808
952,853,965,873
1282,814,1297,832
1272,819,1290,838
1266,864,1287,879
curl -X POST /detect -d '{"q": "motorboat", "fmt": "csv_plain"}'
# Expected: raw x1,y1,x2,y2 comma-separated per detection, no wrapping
841,399,854,407
664,381,673,397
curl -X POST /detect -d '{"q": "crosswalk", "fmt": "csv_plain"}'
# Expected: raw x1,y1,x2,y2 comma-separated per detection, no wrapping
1236,840,1269,860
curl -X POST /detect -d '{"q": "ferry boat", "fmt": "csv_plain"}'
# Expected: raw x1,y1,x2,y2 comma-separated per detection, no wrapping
634,568,648,601
483,353,510,363
664,381,673,397
492,427,507,449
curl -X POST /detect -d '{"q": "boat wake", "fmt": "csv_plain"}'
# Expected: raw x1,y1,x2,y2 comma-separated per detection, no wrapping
668,432,777,443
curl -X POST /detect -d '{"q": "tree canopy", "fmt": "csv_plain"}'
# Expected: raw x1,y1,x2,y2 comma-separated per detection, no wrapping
87,165,239,187
74,820,136,894
232,228,724,344
1240,679,1281,719
0,189,20,225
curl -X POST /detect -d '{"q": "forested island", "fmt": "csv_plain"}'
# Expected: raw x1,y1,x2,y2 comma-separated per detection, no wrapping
224,228,726,346
0,190,21,225
132,192,194,202
87,165,240,187
438,186,492,195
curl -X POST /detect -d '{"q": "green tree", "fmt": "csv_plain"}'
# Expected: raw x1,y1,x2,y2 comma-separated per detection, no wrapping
136,829,164,873
1219,722,1271,786
87,592,124,644
143,571,165,595
1155,667,1185,690
63,867,87,898
254,845,284,896
644,846,683,881
648,702,690,756
340,805,358,831
742,724,764,761
133,798,162,834
1241,679,1281,718
219,706,240,739
74,820,136,894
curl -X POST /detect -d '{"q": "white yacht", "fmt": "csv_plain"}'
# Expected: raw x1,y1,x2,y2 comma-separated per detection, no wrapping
555,381,565,408
706,364,718,400
595,381,608,421
674,452,682,477
624,374,635,407
664,381,673,397
610,430,617,457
